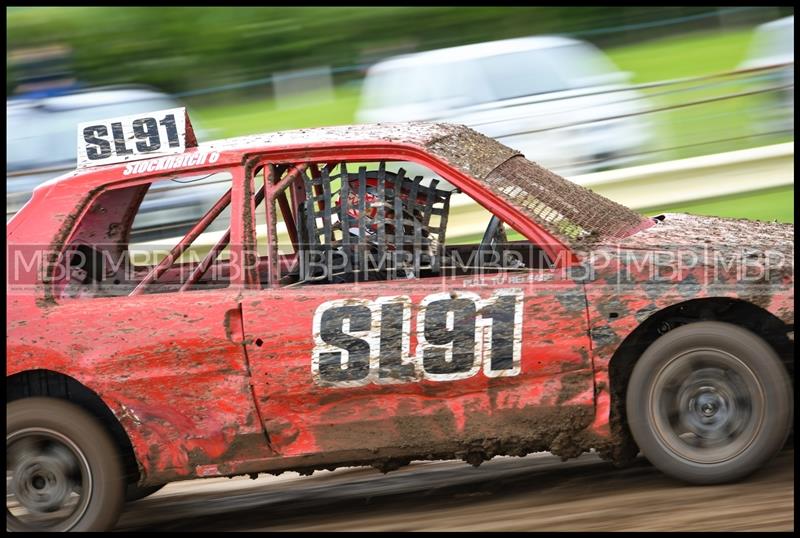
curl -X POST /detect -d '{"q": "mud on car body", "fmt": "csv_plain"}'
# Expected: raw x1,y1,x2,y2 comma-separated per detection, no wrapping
6,109,794,531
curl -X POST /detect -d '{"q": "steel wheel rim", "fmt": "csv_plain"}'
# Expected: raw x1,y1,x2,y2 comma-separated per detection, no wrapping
6,427,93,532
648,348,765,465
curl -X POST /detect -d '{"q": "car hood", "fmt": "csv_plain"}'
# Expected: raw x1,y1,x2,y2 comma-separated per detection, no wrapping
576,213,794,297
603,212,794,254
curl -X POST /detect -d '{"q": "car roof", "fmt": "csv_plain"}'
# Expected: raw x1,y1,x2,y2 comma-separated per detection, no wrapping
368,36,583,72
199,121,463,154
39,122,477,189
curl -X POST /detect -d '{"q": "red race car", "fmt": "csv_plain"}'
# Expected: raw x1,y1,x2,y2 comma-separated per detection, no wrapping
7,109,794,531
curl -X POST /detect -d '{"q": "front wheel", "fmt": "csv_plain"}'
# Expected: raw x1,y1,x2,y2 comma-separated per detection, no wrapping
626,321,792,484
7,398,126,531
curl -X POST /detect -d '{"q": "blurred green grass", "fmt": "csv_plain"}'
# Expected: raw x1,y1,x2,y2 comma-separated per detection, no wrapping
608,29,754,82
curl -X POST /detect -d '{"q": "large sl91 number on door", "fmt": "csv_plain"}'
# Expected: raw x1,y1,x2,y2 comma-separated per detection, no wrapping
311,289,524,387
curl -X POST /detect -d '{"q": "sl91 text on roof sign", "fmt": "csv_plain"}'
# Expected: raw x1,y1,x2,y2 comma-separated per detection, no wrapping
76,107,198,168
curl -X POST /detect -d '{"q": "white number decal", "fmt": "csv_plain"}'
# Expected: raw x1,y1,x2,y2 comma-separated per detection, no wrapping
77,107,195,168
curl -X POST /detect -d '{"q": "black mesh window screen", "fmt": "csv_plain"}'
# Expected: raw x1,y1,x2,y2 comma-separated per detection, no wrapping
289,161,453,284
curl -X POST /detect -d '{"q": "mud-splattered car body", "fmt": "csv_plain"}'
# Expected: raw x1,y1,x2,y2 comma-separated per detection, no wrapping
7,121,794,490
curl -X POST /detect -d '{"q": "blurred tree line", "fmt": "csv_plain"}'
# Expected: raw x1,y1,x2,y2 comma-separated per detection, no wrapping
6,6,793,96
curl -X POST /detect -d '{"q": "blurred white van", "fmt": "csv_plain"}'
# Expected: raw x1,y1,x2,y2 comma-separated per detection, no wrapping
358,36,654,175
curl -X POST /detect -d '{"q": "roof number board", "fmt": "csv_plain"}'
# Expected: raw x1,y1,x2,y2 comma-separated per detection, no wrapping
77,107,198,168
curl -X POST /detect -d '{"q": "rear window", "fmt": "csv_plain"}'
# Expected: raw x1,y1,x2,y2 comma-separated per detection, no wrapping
54,168,234,300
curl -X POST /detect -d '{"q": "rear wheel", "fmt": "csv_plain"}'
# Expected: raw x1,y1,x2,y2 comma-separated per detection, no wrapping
626,321,792,484
6,398,125,531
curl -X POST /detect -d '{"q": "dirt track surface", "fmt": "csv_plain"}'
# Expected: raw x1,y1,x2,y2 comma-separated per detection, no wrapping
116,449,794,532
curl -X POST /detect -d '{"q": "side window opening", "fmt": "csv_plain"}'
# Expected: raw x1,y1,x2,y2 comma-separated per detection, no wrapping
297,162,453,284
56,170,234,299
251,159,553,288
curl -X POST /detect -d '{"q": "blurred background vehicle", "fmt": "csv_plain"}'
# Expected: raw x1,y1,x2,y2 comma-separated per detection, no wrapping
357,36,653,175
6,85,228,239
738,15,794,134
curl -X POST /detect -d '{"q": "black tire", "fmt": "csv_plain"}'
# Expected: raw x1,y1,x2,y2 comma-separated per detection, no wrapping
125,483,165,502
626,321,792,485
7,397,126,531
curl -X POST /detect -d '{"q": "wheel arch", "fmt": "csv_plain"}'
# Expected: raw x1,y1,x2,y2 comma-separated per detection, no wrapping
7,369,142,485
606,297,793,457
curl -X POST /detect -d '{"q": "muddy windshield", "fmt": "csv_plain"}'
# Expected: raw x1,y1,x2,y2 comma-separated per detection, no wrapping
422,127,649,245
482,156,649,243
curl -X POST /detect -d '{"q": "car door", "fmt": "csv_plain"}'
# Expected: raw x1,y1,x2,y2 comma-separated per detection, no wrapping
238,156,594,461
